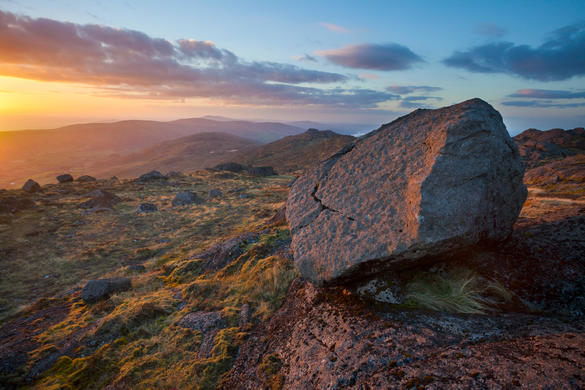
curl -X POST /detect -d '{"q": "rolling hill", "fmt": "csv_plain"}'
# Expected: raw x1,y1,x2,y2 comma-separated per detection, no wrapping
234,128,355,173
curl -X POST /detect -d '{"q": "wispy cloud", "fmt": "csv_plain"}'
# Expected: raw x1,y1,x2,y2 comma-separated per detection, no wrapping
507,88,585,99
399,95,442,108
317,43,423,71
386,85,442,94
0,10,400,109
474,23,507,38
320,22,349,33
293,53,318,63
443,21,585,81
502,100,585,108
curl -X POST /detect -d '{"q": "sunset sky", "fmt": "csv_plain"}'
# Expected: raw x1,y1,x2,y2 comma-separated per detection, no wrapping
1,0,584,134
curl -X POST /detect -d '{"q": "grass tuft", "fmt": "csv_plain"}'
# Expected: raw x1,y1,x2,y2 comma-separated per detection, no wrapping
404,267,512,314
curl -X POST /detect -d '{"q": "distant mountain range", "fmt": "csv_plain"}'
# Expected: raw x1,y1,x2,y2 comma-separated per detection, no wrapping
2,118,583,190
0,117,304,187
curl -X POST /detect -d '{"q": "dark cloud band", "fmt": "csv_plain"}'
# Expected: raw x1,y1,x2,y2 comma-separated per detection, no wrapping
443,22,585,81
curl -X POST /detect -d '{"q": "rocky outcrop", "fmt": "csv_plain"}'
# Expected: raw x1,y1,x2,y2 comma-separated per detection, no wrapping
287,99,526,285
172,191,204,206
56,174,73,183
81,278,131,303
22,179,41,193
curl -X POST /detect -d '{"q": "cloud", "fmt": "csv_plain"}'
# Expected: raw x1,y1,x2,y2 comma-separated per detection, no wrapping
293,54,318,63
399,96,442,109
507,89,585,99
443,21,585,81
474,23,507,38
317,43,423,71
320,23,349,33
0,11,401,109
386,85,442,94
501,100,585,109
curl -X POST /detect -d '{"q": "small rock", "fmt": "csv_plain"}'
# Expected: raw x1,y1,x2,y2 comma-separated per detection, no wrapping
247,166,277,177
81,277,131,303
137,203,158,213
177,311,226,358
240,304,251,327
208,189,223,199
127,264,146,273
172,191,204,206
138,170,167,182
214,162,247,173
22,179,41,193
56,174,73,183
76,175,96,182
79,190,121,209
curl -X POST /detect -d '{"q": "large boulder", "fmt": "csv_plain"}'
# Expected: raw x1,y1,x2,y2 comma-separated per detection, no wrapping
286,98,527,286
81,278,131,303
22,179,41,193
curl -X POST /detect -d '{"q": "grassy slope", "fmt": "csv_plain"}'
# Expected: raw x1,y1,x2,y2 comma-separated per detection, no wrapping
0,172,298,389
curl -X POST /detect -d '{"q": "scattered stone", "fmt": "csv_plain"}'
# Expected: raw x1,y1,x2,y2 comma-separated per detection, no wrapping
127,264,146,273
287,99,527,286
208,189,223,199
177,311,226,358
214,172,236,179
137,203,158,213
214,162,247,173
167,171,184,178
56,174,73,183
0,197,35,213
190,231,263,270
76,175,96,182
79,190,121,209
138,170,167,182
172,191,204,206
239,193,252,199
22,179,41,193
81,278,131,303
247,166,277,177
266,206,286,226
240,304,251,327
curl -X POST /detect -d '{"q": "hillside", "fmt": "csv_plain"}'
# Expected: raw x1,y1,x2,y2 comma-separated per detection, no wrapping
513,127,585,194
235,128,355,173
0,118,302,188
89,132,261,179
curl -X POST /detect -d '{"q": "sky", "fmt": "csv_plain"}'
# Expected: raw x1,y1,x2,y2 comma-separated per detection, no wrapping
0,0,584,134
